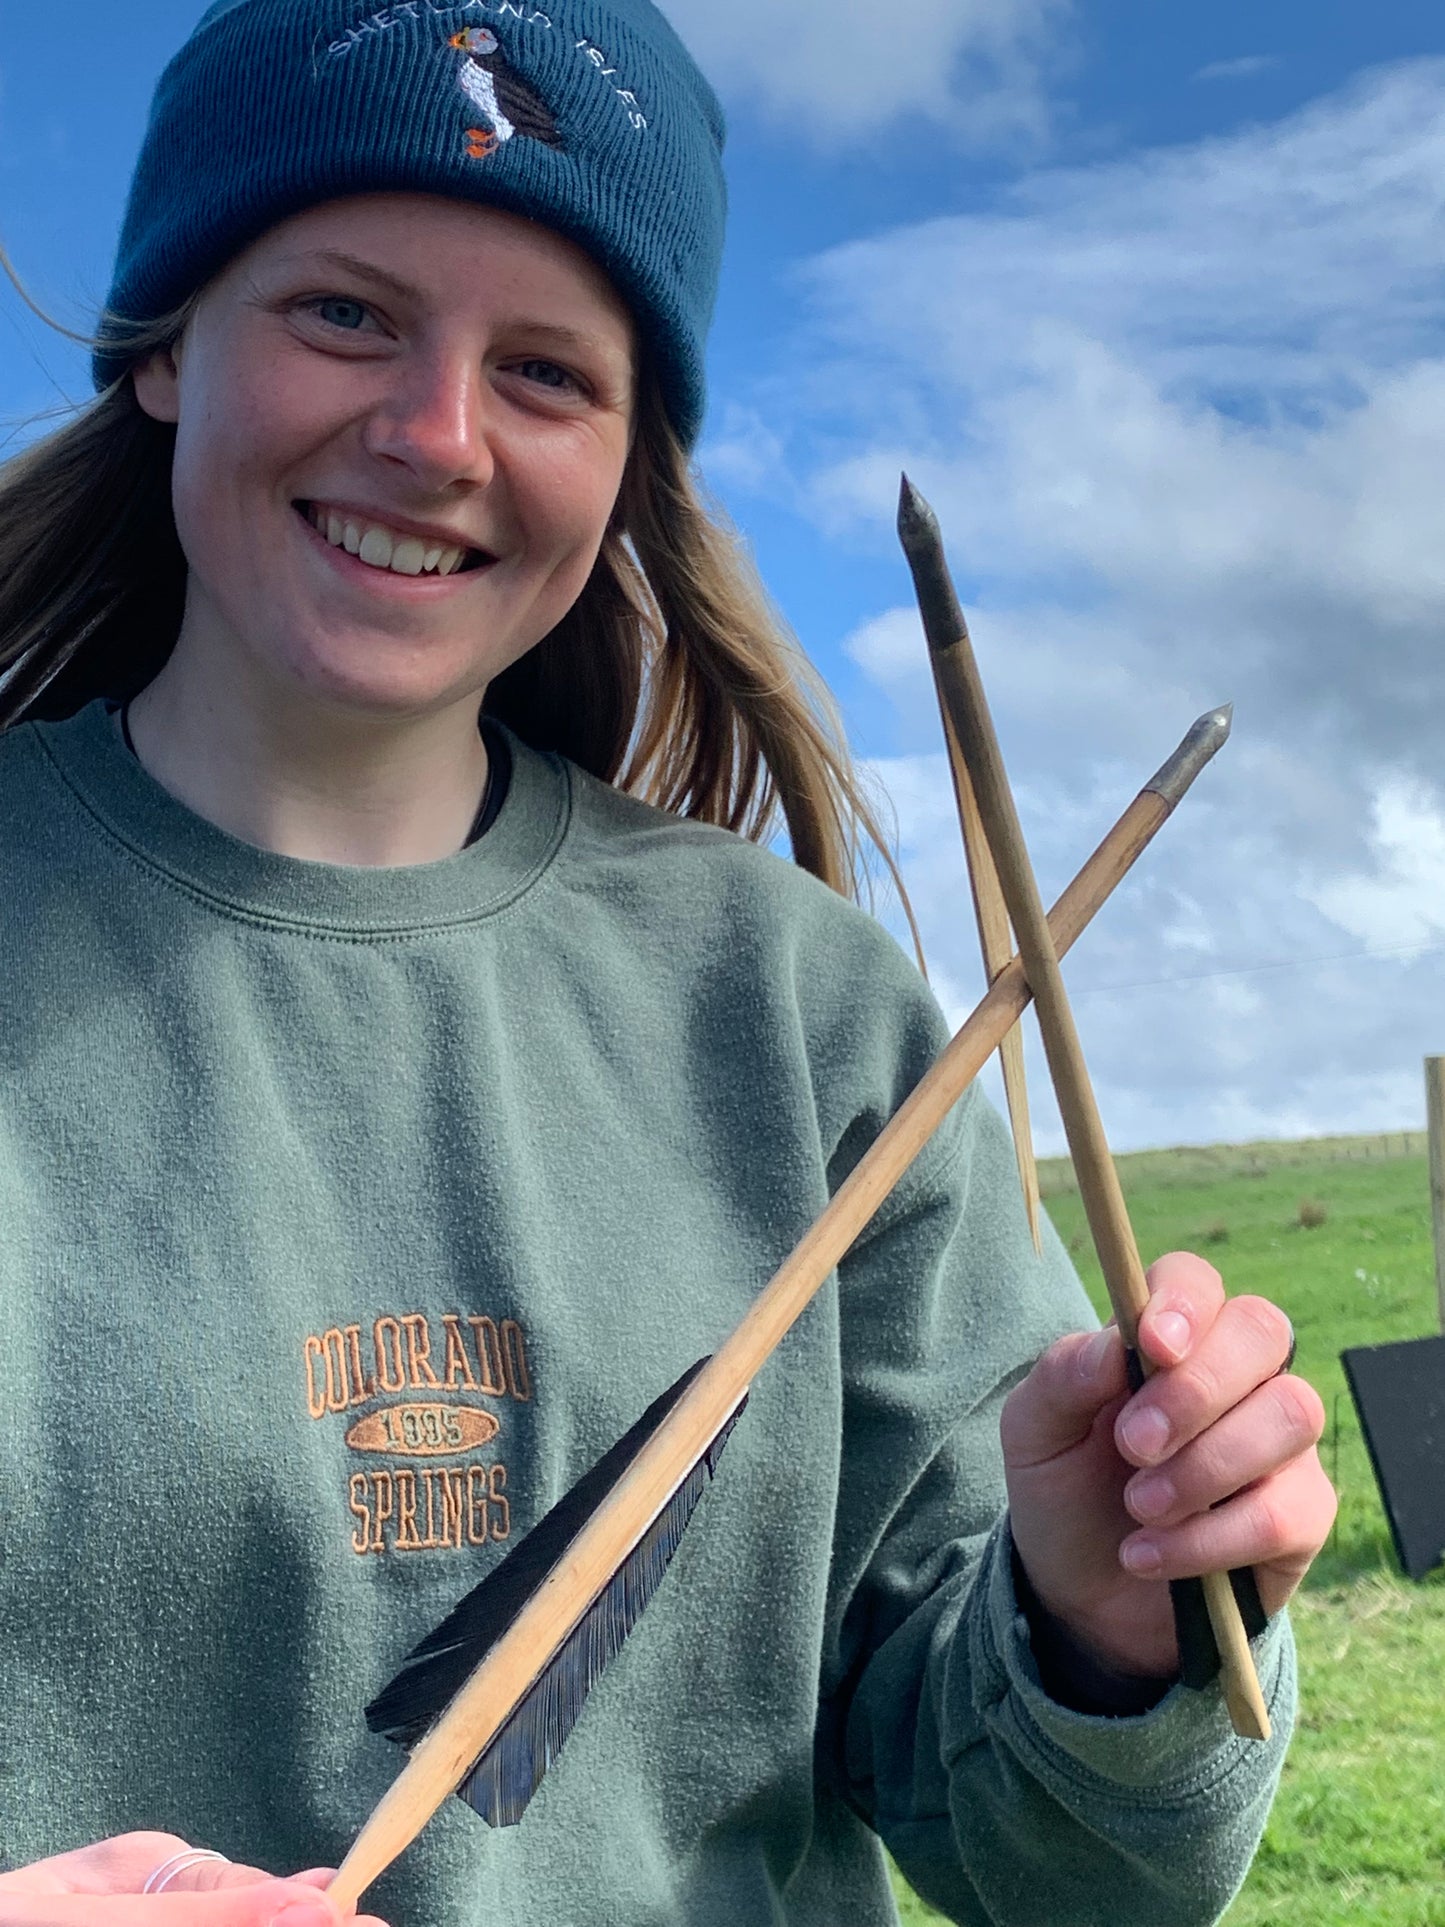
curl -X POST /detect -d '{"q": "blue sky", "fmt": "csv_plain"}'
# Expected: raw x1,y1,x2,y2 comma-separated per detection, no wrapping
4,1,1445,1149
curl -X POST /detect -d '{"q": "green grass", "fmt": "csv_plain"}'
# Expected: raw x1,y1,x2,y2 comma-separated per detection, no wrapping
889,1134,1445,1925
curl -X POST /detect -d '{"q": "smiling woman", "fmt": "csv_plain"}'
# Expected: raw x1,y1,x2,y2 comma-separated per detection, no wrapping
0,185,876,874
0,2,1335,1926
121,196,639,864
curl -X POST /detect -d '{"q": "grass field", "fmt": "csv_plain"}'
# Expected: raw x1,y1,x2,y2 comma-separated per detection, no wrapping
890,1132,1445,1926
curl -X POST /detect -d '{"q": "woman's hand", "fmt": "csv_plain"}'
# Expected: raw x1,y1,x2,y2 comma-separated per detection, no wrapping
1001,1251,1337,1685
0,1835,389,1926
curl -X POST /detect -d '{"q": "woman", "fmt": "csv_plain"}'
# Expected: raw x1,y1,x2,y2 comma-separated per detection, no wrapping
0,2,1334,1923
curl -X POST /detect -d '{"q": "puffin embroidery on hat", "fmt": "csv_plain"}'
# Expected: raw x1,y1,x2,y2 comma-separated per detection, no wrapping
447,26,564,161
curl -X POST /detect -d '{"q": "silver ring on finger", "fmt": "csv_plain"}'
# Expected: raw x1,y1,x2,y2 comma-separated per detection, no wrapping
142,1848,230,1895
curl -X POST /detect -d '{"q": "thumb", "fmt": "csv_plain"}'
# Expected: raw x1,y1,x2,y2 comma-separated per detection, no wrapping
1000,1327,1128,1469
257,1887,347,1927
183,1882,348,1926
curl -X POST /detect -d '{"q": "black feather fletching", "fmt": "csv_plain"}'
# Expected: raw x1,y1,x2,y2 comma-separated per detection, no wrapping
365,1357,746,1827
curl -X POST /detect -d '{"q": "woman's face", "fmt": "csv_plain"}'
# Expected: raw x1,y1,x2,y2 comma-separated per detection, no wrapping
134,194,637,723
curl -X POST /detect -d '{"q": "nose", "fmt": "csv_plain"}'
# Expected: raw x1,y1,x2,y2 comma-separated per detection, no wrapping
362,352,495,492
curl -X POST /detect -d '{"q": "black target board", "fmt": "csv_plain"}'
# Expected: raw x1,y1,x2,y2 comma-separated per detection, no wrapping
1341,1335,1445,1582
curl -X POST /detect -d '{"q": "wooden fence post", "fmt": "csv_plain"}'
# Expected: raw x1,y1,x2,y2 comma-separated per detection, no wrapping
1426,1058,1445,1334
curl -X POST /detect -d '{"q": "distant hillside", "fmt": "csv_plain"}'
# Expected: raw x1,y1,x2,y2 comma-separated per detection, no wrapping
1039,1130,1428,1198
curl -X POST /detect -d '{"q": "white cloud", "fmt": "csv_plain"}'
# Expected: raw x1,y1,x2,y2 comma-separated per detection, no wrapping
789,65,1445,802
1308,779,1445,950
844,607,930,690
657,0,1070,147
795,60,1445,407
746,61,1445,1145
698,404,792,500
1193,56,1279,84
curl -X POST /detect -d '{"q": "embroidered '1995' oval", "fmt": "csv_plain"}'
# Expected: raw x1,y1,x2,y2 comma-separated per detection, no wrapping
346,1403,501,1458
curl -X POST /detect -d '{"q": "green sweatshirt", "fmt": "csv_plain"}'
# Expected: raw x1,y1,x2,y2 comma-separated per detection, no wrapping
0,702,1293,1926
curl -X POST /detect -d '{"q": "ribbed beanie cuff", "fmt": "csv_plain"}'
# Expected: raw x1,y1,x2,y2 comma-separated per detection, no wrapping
97,0,726,446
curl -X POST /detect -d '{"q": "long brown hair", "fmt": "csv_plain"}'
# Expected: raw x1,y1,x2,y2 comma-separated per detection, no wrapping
0,306,903,906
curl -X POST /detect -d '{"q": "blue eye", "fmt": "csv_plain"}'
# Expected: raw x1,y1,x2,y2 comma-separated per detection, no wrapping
315,297,370,331
517,359,579,392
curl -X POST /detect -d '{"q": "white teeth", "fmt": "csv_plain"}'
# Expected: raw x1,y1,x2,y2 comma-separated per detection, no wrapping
358,527,394,569
312,507,472,577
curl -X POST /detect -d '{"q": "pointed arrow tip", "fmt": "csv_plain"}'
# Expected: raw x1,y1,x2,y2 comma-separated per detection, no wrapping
896,474,937,553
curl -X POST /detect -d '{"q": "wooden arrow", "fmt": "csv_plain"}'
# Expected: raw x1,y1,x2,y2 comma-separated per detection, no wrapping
327,705,1237,1908
897,474,1269,1742
936,693,1042,1253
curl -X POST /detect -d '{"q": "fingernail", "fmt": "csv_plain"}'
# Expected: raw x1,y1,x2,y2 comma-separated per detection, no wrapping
1151,1311,1191,1360
1120,1405,1172,1462
1121,1537,1163,1576
1128,1472,1174,1522
271,1904,336,1927
1082,1328,1114,1381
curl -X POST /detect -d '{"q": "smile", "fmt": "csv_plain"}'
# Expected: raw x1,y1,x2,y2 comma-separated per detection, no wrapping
298,502,489,578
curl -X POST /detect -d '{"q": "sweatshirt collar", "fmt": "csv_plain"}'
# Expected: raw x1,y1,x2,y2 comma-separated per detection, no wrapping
31,700,571,936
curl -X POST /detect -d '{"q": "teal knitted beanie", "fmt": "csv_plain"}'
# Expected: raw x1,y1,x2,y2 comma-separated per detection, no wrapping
96,0,727,446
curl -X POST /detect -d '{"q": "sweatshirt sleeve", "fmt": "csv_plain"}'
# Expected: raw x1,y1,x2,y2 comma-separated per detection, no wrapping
820,1080,1295,1927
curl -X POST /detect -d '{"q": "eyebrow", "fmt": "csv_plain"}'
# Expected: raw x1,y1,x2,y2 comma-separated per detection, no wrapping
275,249,633,362
280,248,422,304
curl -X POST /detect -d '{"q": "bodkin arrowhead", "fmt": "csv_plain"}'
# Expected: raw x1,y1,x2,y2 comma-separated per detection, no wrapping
896,473,942,560
1144,705,1234,808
